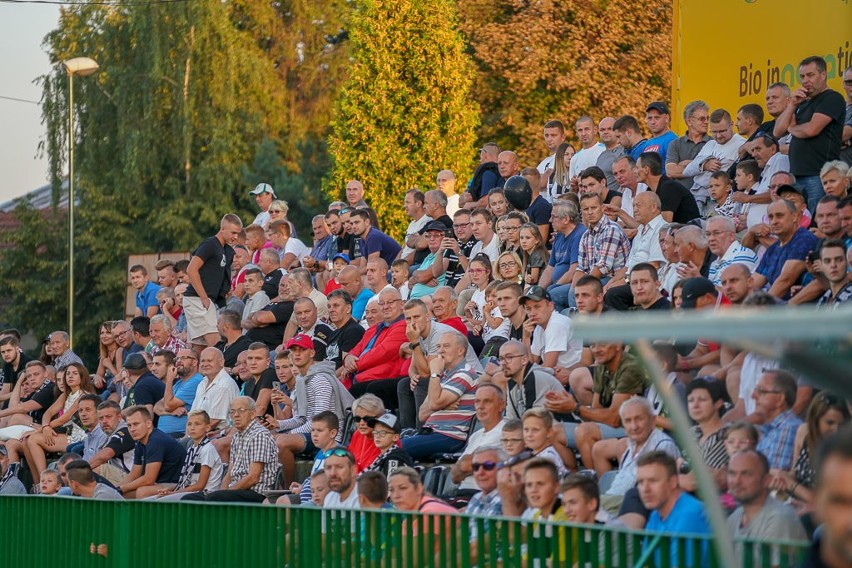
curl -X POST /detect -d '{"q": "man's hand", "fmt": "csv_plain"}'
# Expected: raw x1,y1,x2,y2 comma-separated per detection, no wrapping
553,366,571,384
702,158,722,173
428,356,445,377
676,262,701,280
731,191,749,204
522,318,536,339
791,88,808,105
172,407,188,417
343,354,359,373
201,296,211,310
405,320,421,344
544,390,577,414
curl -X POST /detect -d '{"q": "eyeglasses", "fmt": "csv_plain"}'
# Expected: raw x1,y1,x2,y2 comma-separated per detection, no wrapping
372,430,394,439
498,354,525,363
353,415,376,423
498,262,517,269
112,329,131,340
228,408,253,416
469,268,487,275
754,387,782,396
453,222,470,228
501,438,524,445
269,209,285,214
689,115,709,122
505,226,520,231
472,461,498,472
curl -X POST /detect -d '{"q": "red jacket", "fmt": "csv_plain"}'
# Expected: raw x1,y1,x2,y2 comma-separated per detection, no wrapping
348,318,410,384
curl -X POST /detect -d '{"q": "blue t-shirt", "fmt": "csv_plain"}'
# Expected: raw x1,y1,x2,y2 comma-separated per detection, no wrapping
549,224,587,284
361,227,402,268
645,131,678,162
133,428,187,483
409,252,446,299
352,288,375,321
756,227,819,300
627,139,650,161
125,372,166,409
135,281,161,315
157,373,204,434
525,195,553,226
645,492,711,567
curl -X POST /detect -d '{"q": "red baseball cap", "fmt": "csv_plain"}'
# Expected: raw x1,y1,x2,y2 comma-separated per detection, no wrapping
285,334,315,350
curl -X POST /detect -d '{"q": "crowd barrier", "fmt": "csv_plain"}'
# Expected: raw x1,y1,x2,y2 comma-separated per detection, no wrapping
1,496,808,567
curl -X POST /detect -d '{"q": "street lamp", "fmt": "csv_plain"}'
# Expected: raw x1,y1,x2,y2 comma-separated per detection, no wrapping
63,56,99,349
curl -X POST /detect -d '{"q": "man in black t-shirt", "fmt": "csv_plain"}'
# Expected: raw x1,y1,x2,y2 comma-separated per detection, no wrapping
88,400,136,485
244,277,296,350
215,310,252,374
0,335,33,408
242,342,277,417
118,406,186,499
121,354,166,415
324,290,366,369
291,298,333,361
0,361,55,431
184,214,241,351
636,152,700,224
443,209,478,288
258,248,286,299
774,56,847,214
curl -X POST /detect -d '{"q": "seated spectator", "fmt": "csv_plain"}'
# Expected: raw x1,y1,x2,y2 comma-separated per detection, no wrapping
466,445,505,539
350,209,402,270
322,446,361,508
20,362,96,480
86,400,135,486
155,349,203,437
0,334,35,405
189,347,240,433
120,353,165,413
365,413,414,477
388,466,457,531
243,276,296,350
769,391,850,513
705,216,758,287
551,342,647,469
272,335,353,485
267,219,310,269
283,267,330,339
538,201,584,311
520,286,583,383
467,208,500,264
288,298,332,361
0,445,26,495
706,171,742,221
322,253,349,296
516,458,563,522
450,384,507,492
242,268,271,320
493,341,562,421
308,469,330,507
65,459,123,500
39,469,62,496
726,449,806,563
401,332,479,459
185,397,279,503
348,394,383,473
130,265,161,319
149,314,186,355
357,470,390,510
599,397,680,517
559,473,613,525
155,409,224,501
341,288,408,406
672,378,729,494
286,411,339,505
500,419,526,460
752,199,819,300
409,221,450,299
522,408,570,477
118,406,186,499
817,239,852,307
323,290,365,369
754,369,804,471
389,258,411,299
337,265,374,322
429,286,468,337
0,361,55,440
638,451,712,565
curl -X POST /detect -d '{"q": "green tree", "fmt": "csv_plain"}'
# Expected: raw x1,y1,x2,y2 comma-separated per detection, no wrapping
30,0,287,354
326,0,479,239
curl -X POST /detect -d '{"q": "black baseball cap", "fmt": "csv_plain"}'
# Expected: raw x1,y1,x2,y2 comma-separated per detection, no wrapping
423,220,448,233
519,285,552,304
646,101,670,114
680,277,717,309
123,353,148,371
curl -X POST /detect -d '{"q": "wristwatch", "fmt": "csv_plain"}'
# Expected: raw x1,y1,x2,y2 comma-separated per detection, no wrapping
409,342,420,351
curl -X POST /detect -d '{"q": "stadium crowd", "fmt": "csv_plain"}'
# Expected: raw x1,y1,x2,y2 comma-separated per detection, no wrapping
0,55,851,567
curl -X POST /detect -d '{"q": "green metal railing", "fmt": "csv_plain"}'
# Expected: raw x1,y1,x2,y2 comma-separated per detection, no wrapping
1,496,808,567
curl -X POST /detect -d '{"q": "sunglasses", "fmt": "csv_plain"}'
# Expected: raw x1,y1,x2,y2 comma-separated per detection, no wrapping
353,415,376,423
472,461,498,472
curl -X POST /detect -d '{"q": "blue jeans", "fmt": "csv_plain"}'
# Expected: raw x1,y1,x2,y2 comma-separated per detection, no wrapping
401,432,465,460
547,283,573,312
796,175,825,217
562,421,625,449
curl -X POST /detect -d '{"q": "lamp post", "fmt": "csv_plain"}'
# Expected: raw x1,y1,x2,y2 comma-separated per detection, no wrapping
62,57,99,349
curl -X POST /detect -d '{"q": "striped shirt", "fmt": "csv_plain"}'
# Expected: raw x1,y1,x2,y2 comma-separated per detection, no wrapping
707,240,758,286
276,367,336,435
229,421,279,493
691,425,729,469
577,216,631,277
54,349,84,369
757,410,802,471
424,364,479,441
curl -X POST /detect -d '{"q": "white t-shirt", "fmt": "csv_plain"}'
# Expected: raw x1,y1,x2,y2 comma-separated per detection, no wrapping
190,370,240,423
569,143,606,180
281,238,311,264
446,194,460,217
537,154,557,174
619,183,649,219
457,420,506,490
400,215,433,259
196,443,225,492
469,235,500,263
530,312,583,369
324,486,360,509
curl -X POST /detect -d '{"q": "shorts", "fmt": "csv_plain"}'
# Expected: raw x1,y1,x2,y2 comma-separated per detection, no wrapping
300,433,318,455
617,487,649,519
562,421,625,449
183,296,219,342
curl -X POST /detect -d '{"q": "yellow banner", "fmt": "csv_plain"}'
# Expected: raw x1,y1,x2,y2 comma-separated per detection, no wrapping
672,0,851,132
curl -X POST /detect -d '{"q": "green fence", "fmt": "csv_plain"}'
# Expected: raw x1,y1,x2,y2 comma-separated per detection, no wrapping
1,496,807,567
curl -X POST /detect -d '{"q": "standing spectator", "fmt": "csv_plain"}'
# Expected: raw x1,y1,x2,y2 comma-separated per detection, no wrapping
117,405,186,499
682,109,746,209
250,182,276,228
595,117,625,192
666,100,711,190
130,265,161,318
775,56,847,214
638,451,712,566
613,115,649,161
644,102,678,161
185,397,279,503
754,369,804,471
569,117,606,188
183,214,242,350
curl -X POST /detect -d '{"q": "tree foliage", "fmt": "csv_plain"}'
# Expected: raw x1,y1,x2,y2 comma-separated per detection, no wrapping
327,0,480,239
457,0,672,166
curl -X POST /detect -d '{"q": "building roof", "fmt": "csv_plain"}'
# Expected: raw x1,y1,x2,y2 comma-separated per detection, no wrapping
0,180,68,213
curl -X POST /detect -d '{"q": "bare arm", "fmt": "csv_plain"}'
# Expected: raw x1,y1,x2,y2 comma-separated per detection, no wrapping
229,461,264,490
767,260,806,298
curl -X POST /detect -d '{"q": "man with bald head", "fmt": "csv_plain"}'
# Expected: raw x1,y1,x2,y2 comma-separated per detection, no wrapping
720,264,753,305
569,117,606,190
341,287,409,407
436,170,460,216
189,347,239,432
595,117,625,191
705,216,757,286
337,265,373,321
345,179,368,208
497,151,520,184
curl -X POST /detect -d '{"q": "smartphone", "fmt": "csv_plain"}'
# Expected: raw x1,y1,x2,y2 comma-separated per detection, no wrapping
444,229,455,239
272,381,282,391
488,356,500,366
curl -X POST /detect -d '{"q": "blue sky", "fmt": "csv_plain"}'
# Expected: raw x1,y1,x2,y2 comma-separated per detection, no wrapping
0,3,60,204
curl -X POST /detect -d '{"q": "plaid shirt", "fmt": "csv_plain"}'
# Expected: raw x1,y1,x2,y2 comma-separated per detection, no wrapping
151,335,187,355
756,409,802,471
577,216,630,276
229,421,279,493
54,349,84,369
467,489,503,540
